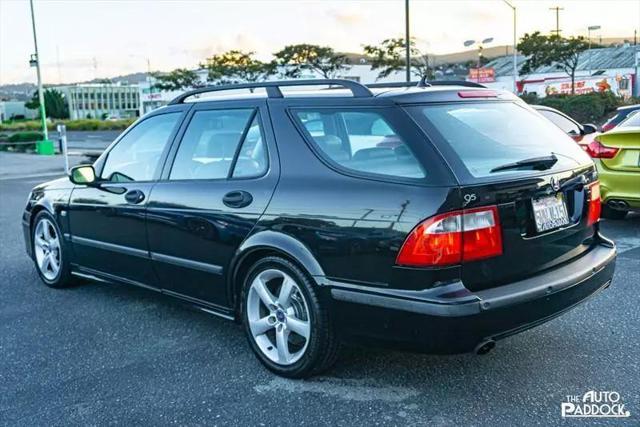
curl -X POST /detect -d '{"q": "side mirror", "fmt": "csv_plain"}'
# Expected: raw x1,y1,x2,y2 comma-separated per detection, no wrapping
69,165,97,185
582,124,598,135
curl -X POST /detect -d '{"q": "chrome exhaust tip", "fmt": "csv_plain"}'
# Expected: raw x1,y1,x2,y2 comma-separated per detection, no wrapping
607,200,629,210
474,339,496,355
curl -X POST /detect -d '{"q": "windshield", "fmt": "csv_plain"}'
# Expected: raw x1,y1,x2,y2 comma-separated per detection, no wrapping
408,102,591,179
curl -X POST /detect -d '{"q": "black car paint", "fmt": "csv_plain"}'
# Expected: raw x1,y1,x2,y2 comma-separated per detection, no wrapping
23,83,616,353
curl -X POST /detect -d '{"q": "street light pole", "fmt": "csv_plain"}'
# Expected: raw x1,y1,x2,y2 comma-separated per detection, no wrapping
503,0,518,94
29,0,48,142
405,0,411,82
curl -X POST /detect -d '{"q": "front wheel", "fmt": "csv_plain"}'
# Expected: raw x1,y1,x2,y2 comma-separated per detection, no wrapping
241,256,340,378
32,211,74,288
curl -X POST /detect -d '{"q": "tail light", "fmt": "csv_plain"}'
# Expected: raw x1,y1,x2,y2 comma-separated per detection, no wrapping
396,206,502,267
585,140,619,159
587,181,601,226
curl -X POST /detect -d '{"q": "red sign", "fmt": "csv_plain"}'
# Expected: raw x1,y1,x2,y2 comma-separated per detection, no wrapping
468,67,496,83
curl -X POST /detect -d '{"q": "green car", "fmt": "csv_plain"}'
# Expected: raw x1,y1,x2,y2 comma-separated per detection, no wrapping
588,111,640,219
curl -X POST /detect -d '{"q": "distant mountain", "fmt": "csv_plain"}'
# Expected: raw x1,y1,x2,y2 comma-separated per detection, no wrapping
0,83,37,101
84,72,150,85
0,72,150,101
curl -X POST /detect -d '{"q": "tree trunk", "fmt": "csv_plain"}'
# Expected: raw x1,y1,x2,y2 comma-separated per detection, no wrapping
570,69,576,95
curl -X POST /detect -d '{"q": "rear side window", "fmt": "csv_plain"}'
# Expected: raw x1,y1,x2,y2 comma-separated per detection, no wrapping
170,109,268,180
293,109,425,179
408,102,591,179
537,109,580,136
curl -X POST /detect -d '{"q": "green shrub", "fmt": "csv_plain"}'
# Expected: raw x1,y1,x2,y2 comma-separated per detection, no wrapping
8,131,44,142
0,118,135,132
529,91,625,124
0,140,37,153
596,91,620,113
519,93,540,105
563,95,606,123
539,95,567,112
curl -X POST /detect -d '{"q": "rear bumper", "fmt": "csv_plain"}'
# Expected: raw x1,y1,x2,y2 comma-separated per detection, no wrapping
597,161,640,209
328,240,616,353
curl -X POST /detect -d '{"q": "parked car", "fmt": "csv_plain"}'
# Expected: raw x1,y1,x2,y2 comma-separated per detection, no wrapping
532,105,598,144
588,109,640,219
601,104,640,132
23,80,616,378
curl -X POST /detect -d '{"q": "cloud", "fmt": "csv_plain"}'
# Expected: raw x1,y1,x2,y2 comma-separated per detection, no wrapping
326,8,364,27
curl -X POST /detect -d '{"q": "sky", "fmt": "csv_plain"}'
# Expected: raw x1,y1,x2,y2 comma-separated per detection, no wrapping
1,0,639,85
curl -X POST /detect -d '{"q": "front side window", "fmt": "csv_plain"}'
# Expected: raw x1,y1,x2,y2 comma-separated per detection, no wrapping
169,109,268,180
294,109,425,179
101,112,180,182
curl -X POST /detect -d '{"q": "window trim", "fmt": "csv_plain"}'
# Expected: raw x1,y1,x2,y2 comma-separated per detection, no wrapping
97,110,183,184
165,106,270,182
288,106,430,186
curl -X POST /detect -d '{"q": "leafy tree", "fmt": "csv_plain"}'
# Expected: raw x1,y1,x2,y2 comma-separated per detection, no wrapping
363,37,434,81
518,32,590,94
202,50,276,85
151,68,201,91
25,88,69,119
273,44,349,79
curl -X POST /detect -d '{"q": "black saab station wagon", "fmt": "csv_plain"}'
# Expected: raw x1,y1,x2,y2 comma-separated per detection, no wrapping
23,79,616,378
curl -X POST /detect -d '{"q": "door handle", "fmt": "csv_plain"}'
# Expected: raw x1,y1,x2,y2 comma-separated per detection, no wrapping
223,190,253,208
124,189,145,204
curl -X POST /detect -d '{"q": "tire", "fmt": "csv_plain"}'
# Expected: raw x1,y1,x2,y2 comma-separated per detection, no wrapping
240,256,340,378
601,205,627,220
31,210,75,288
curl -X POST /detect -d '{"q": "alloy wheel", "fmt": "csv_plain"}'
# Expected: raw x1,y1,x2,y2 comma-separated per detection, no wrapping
34,218,61,281
246,268,311,365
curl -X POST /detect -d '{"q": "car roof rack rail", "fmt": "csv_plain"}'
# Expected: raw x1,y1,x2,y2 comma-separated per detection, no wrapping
168,79,374,104
366,79,487,89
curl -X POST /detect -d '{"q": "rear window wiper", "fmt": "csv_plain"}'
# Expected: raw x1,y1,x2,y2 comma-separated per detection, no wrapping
490,154,558,173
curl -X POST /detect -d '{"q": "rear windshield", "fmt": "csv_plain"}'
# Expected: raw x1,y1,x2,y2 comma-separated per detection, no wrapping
408,102,591,179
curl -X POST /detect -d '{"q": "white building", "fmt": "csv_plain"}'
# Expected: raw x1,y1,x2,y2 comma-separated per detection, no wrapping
54,83,141,120
0,101,38,122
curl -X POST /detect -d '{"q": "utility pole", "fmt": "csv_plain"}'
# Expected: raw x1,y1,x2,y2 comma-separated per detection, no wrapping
549,6,563,36
405,0,411,82
29,0,53,155
503,0,518,94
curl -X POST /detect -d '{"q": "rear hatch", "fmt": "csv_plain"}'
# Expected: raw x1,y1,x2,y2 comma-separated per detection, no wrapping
595,127,640,173
406,99,599,291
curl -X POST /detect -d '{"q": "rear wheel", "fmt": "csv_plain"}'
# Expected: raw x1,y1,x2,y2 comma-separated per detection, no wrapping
32,211,74,288
601,205,627,220
241,256,340,378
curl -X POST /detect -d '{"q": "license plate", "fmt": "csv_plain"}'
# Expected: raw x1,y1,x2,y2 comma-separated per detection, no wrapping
532,194,570,232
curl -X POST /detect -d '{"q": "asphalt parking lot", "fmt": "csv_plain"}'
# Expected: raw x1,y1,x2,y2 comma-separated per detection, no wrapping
0,175,638,426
